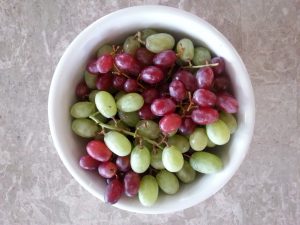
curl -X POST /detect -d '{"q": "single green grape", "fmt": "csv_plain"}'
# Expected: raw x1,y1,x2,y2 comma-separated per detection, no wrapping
130,145,151,173
176,38,194,62
146,33,175,53
140,28,157,42
167,134,190,153
118,111,140,127
88,90,99,103
97,44,113,57
206,120,230,145
138,175,159,206
192,46,211,65
190,151,223,174
116,93,144,112
70,101,96,118
95,91,117,118
84,71,97,89
189,128,208,151
219,112,237,134
104,131,132,156
123,36,141,55
156,170,179,195
71,118,99,138
150,149,165,170
162,145,184,172
136,120,160,139
176,160,196,183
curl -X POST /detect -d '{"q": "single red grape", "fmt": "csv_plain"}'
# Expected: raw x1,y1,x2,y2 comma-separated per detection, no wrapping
196,67,214,89
116,156,130,172
159,113,182,134
179,117,196,135
86,59,99,74
142,88,160,104
136,47,155,66
173,70,197,92
193,89,217,107
123,78,138,92
214,76,231,91
217,92,238,113
96,73,113,91
140,66,164,84
211,57,225,75
98,162,118,179
151,98,176,116
96,54,114,73
79,155,100,170
153,50,177,68
169,80,186,102
113,75,127,90
86,140,112,162
104,179,123,204
75,81,90,100
115,53,141,76
191,108,219,125
124,171,140,197
138,104,156,120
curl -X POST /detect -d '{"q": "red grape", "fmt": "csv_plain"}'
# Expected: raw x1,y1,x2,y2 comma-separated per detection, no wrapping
96,54,114,73
193,89,217,107
136,47,155,66
179,117,196,135
79,155,100,170
75,81,90,100
98,162,118,178
191,108,219,125
214,76,231,91
169,80,186,102
153,50,177,68
217,92,238,113
86,140,112,162
113,75,127,90
196,67,214,89
211,57,225,75
138,104,156,120
142,88,160,104
86,59,99,74
96,73,113,91
115,53,141,76
123,78,138,92
159,113,182,134
124,171,140,197
140,66,164,84
104,179,123,204
151,98,176,116
173,70,197,92
116,156,130,172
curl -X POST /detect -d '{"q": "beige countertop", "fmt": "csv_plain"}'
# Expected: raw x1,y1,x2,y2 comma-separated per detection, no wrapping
0,0,299,224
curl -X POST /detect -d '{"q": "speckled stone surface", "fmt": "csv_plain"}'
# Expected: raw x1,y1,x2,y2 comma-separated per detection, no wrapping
0,0,299,224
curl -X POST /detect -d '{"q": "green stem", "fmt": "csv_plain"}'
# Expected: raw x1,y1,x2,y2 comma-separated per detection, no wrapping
182,62,219,69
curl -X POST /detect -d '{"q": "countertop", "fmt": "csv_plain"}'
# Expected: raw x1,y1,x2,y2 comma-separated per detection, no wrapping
0,0,299,224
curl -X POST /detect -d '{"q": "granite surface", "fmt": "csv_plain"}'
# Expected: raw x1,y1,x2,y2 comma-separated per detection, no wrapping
0,0,299,224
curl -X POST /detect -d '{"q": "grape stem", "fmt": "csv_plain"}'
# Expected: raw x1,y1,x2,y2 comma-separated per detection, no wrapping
182,62,219,69
89,113,164,150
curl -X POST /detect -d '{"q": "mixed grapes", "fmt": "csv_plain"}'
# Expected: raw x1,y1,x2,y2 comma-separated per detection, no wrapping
70,28,238,206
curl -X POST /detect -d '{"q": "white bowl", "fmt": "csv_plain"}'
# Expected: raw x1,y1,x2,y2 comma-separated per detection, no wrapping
48,5,255,214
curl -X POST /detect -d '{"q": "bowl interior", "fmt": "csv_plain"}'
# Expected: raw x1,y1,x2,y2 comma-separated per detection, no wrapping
48,6,255,214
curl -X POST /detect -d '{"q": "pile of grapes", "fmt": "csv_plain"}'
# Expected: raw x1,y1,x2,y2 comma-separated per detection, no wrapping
70,29,238,206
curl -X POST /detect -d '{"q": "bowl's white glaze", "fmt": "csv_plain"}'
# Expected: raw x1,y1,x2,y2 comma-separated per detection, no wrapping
48,5,255,214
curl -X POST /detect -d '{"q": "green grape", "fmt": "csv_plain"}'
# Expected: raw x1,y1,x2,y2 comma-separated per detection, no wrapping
118,111,140,127
207,138,216,148
146,33,175,53
190,151,223,174
219,112,237,134
97,44,113,57
130,145,151,173
107,119,130,131
95,91,117,118
156,170,179,194
189,128,208,151
167,135,190,153
123,36,141,55
176,160,196,183
116,93,144,112
114,91,126,101
206,120,230,145
140,28,157,42
162,145,184,172
84,71,97,89
136,120,160,139
88,90,99,103
150,149,165,170
192,47,211,65
138,175,158,206
71,118,99,138
70,102,96,118
176,38,194,62
104,131,132,156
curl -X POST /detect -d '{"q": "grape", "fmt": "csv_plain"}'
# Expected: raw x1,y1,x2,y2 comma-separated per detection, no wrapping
70,102,96,118
190,151,223,174
96,54,114,73
86,59,99,74
136,120,160,139
193,89,217,107
156,170,179,194
189,128,208,151
124,171,140,197
123,78,138,92
140,28,157,42
98,161,118,178
211,56,225,75
104,131,132,156
114,91,126,101
153,50,177,68
88,90,99,103
179,117,196,135
206,120,230,145
217,92,238,113
162,145,184,172
207,138,216,148
71,118,99,138
116,156,130,172
140,66,164,84
130,145,151,173
214,76,231,91
115,53,141,76
113,75,127,91
196,67,214,89
219,112,237,134
167,134,190,153
123,36,141,55
116,93,144,112
75,81,90,100
86,140,112,162
138,175,158,206
176,160,196,183
151,98,176,116
142,88,159,104
136,47,155,66
95,91,117,118
169,80,187,102
173,70,197,92
118,110,140,127
192,47,211,65
150,149,165,170
159,113,182,134
84,71,97,89
138,104,155,120
79,155,100,170
191,108,219,125
145,33,175,53
176,38,194,62
96,73,113,91
104,179,123,204
97,44,113,57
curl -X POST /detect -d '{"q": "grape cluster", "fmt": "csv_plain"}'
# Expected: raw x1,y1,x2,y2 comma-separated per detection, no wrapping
70,29,238,206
